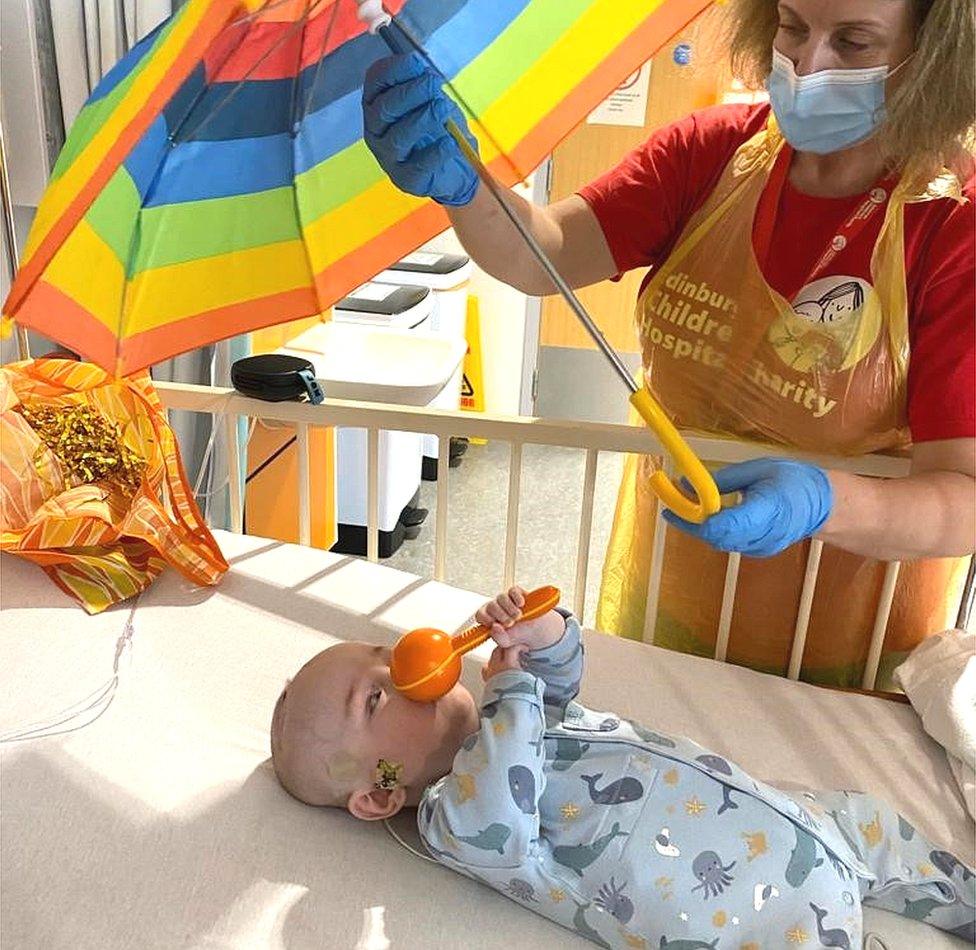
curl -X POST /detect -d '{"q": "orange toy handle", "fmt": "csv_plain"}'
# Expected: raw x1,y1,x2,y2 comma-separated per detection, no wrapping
390,585,563,701
450,585,562,658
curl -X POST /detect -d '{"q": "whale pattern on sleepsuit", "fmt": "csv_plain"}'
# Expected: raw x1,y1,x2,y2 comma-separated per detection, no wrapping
418,613,976,948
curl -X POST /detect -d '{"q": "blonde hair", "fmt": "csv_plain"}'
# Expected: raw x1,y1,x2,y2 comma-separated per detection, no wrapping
727,0,976,180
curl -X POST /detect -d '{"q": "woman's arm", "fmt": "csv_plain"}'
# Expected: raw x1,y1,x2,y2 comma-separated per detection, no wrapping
821,439,976,560
446,189,618,295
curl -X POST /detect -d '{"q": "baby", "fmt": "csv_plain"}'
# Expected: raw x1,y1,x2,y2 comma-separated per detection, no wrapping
271,588,975,948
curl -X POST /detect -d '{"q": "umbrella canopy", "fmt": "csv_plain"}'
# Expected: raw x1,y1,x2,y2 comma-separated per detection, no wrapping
3,0,710,375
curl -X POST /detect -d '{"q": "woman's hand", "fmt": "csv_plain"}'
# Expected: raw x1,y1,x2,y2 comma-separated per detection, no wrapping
362,53,479,207
476,586,565,651
665,442,976,561
662,458,832,557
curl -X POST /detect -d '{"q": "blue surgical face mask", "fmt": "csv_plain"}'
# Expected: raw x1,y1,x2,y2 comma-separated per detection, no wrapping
765,48,907,154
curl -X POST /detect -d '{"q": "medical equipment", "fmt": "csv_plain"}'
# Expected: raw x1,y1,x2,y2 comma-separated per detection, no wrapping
354,0,721,525
277,312,467,557
390,585,561,702
370,253,474,478
326,286,434,556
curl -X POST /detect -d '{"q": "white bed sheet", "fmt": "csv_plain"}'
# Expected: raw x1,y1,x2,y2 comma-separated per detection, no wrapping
1,531,972,950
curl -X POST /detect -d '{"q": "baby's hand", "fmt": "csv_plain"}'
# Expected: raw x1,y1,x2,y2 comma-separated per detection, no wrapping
476,585,565,652
482,643,528,681
476,586,527,646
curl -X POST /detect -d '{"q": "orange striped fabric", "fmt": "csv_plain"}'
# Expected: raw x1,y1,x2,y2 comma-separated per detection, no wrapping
1,359,227,613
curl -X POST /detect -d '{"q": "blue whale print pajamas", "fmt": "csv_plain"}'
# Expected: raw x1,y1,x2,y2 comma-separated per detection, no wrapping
418,611,975,948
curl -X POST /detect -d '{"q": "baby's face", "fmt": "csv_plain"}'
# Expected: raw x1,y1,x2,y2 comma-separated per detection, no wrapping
287,641,480,800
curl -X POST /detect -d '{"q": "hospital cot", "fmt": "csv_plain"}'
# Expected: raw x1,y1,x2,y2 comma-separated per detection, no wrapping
1,385,971,950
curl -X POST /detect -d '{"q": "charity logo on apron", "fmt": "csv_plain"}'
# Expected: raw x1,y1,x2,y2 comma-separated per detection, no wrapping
635,120,909,455
770,274,880,374
597,118,967,687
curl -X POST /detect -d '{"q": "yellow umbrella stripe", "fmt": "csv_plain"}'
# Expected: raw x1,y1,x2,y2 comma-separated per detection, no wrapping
470,0,662,160
298,0,663,251
302,178,426,273
121,238,314,336
44,220,127,335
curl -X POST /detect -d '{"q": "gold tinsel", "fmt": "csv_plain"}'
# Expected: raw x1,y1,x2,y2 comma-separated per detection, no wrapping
17,403,146,494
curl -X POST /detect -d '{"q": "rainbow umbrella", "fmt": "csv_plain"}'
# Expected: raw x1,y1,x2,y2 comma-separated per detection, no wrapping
2,0,710,375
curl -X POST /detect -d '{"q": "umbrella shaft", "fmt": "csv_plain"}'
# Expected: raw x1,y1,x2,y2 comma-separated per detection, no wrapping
375,22,637,396
446,120,637,395
377,22,410,55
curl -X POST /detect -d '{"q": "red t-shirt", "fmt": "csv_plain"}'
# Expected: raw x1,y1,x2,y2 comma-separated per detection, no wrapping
578,103,976,443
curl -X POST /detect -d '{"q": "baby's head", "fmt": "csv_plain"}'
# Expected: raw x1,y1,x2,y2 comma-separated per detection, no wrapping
270,641,479,818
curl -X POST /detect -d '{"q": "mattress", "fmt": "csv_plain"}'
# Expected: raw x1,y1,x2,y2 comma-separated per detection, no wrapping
2,531,971,950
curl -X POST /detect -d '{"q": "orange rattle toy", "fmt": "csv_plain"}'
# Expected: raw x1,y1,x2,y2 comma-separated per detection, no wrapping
391,586,561,702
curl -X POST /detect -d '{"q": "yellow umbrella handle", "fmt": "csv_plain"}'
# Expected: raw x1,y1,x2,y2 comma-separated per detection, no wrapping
629,387,721,524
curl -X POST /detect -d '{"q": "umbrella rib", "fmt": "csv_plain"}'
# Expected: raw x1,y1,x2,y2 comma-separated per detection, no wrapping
226,0,319,31
286,0,315,135
297,0,342,124
178,1,329,144
288,0,343,314
163,8,276,146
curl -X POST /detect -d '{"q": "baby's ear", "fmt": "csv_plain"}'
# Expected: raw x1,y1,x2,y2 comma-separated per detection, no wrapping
347,785,407,821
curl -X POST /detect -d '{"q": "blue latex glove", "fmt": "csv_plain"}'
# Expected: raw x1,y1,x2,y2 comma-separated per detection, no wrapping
661,458,833,557
363,53,479,207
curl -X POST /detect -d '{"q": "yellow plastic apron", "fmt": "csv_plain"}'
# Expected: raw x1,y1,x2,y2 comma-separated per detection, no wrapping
596,121,966,688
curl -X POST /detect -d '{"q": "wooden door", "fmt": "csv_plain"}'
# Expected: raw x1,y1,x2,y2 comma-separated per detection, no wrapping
540,7,733,355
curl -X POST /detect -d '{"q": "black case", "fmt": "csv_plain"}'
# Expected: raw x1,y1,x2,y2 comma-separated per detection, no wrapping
231,354,316,402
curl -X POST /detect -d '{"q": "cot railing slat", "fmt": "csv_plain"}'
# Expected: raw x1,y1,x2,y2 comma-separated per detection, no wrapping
296,422,311,547
223,412,243,534
503,442,523,590
434,436,450,582
714,552,741,663
643,457,671,645
862,561,901,690
788,538,824,680
573,449,599,621
367,428,379,563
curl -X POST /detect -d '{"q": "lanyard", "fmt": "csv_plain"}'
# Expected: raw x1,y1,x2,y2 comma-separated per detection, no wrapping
753,144,897,290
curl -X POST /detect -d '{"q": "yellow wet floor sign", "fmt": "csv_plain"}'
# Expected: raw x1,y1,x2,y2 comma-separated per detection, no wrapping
461,295,486,443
